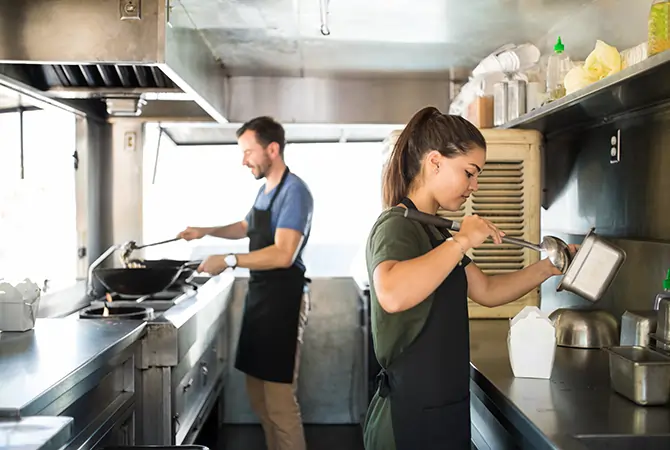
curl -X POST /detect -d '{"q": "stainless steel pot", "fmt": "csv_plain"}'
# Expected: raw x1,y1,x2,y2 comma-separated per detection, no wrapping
549,307,619,349
557,228,626,302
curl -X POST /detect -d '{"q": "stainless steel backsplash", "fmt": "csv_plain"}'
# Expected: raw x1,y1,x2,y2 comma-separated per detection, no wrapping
540,107,670,317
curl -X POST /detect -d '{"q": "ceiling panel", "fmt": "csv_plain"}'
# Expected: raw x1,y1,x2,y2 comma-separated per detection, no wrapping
179,0,596,77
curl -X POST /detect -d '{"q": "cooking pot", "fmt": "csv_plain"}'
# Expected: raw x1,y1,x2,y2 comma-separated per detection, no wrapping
549,307,619,349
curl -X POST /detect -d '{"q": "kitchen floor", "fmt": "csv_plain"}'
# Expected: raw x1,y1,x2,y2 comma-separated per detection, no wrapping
208,424,365,450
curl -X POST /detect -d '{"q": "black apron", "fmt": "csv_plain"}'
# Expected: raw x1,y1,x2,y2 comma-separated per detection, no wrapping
234,167,307,384
377,197,472,450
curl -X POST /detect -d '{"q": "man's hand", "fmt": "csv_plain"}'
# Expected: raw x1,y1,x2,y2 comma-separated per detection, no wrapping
197,255,228,275
178,226,208,241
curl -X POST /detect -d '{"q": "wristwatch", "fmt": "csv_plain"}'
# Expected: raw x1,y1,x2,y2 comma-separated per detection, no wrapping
224,254,238,269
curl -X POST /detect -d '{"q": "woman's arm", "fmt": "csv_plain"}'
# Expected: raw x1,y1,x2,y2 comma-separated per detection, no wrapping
465,245,578,307
465,259,555,307
374,238,466,313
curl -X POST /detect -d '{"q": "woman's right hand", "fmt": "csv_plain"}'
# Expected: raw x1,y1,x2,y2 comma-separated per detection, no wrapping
456,215,504,249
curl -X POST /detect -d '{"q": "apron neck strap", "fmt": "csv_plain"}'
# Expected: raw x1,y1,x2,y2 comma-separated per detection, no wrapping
400,197,417,210
268,166,290,209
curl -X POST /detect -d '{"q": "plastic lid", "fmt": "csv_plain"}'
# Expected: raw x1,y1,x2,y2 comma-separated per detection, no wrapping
664,269,670,290
554,36,565,53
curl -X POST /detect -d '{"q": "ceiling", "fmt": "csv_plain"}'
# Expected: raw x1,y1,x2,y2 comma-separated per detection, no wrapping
179,0,591,79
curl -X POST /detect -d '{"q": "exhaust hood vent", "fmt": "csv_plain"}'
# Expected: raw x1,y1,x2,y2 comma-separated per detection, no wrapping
29,64,177,90
0,0,227,122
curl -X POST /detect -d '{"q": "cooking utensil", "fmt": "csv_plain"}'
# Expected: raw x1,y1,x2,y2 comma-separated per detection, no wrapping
620,310,657,347
93,261,201,296
549,307,619,349
402,208,572,272
556,228,626,302
605,346,670,406
126,258,196,283
119,237,181,265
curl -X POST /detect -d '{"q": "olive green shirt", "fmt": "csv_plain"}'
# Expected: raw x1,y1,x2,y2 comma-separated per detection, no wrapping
363,207,449,450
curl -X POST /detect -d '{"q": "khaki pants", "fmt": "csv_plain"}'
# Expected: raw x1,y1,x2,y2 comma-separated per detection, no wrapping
245,295,309,450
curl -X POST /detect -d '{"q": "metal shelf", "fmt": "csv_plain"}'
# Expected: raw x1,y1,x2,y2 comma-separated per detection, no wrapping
500,50,670,135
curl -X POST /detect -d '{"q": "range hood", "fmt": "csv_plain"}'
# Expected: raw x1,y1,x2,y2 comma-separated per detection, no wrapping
0,0,227,121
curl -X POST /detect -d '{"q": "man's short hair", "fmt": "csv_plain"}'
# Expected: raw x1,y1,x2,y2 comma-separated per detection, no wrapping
236,116,286,156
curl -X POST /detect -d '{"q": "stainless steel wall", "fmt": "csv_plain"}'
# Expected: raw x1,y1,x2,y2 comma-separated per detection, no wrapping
540,107,670,318
224,76,450,124
533,0,648,59
223,277,367,425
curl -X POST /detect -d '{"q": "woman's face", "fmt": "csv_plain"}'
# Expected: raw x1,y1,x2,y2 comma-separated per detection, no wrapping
428,146,486,212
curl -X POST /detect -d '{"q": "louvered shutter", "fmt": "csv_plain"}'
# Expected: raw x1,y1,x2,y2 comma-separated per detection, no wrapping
384,129,542,318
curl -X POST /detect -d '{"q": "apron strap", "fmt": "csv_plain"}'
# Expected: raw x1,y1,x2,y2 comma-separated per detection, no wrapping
267,166,291,210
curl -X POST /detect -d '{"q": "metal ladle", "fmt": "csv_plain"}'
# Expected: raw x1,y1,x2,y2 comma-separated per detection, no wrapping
403,209,572,273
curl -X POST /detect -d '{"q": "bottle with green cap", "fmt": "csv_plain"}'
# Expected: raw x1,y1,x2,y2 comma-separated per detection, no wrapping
653,268,670,310
546,36,571,101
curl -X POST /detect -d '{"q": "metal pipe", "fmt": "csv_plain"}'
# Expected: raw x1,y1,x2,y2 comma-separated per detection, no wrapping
319,0,330,36
87,244,121,297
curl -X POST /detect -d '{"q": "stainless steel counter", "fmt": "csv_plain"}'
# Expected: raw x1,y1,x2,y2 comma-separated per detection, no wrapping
0,416,73,450
469,320,670,450
0,319,145,418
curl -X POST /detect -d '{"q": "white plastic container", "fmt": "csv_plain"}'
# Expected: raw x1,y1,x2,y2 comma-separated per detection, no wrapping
507,306,556,379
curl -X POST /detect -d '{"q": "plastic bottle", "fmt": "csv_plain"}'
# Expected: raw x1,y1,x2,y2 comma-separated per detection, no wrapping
648,0,670,56
546,37,571,101
653,268,670,309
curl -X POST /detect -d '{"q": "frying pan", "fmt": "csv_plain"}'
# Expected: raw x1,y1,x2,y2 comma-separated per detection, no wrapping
127,258,197,283
93,261,201,296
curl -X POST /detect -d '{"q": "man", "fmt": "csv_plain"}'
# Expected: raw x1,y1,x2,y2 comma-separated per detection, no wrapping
178,116,313,450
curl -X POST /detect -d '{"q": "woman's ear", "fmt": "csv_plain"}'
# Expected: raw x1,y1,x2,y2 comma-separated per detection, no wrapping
426,150,442,173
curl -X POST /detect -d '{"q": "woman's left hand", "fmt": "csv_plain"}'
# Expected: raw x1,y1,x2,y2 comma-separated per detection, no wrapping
547,244,580,276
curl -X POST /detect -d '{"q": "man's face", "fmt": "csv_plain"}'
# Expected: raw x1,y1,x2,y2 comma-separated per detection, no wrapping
239,130,272,180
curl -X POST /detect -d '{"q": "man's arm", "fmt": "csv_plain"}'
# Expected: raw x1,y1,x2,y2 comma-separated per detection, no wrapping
206,221,248,239
179,221,248,241
236,228,304,270
197,183,312,274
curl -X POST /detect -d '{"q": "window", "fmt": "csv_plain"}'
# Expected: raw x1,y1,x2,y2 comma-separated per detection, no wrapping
0,108,78,292
142,126,383,277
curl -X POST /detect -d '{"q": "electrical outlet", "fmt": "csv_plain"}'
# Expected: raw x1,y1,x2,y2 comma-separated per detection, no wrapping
610,129,621,164
120,0,141,20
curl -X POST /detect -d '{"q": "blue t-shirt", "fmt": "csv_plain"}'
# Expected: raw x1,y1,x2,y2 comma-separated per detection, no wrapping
245,173,313,271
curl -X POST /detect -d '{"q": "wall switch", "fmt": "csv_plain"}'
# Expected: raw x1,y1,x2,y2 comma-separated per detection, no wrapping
124,131,137,152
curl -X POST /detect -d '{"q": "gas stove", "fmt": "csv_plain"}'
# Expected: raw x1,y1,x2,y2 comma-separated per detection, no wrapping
89,281,200,314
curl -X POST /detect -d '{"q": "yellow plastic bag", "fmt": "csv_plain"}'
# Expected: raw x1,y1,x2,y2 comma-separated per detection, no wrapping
564,64,597,95
563,40,622,95
584,40,622,80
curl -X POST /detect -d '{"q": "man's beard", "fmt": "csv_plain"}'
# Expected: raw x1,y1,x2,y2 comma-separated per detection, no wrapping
254,158,272,180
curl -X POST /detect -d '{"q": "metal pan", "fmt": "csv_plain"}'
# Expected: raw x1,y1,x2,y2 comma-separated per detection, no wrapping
93,261,201,296
126,258,196,283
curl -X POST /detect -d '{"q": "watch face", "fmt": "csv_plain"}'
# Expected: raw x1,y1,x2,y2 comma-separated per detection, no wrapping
225,254,236,266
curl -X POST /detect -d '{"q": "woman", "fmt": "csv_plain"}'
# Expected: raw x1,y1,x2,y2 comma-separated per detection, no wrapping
364,106,574,450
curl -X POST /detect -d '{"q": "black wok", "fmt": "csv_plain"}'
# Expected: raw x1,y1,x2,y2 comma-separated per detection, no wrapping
128,259,197,283
93,261,200,296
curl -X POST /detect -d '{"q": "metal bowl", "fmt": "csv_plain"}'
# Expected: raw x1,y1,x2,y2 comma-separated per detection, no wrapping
549,307,619,349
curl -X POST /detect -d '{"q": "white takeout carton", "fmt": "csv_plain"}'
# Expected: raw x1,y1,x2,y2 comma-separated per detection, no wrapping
0,278,42,332
507,306,556,379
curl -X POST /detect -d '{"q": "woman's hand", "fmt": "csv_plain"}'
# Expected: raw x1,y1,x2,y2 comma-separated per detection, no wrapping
547,244,580,276
456,214,505,249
